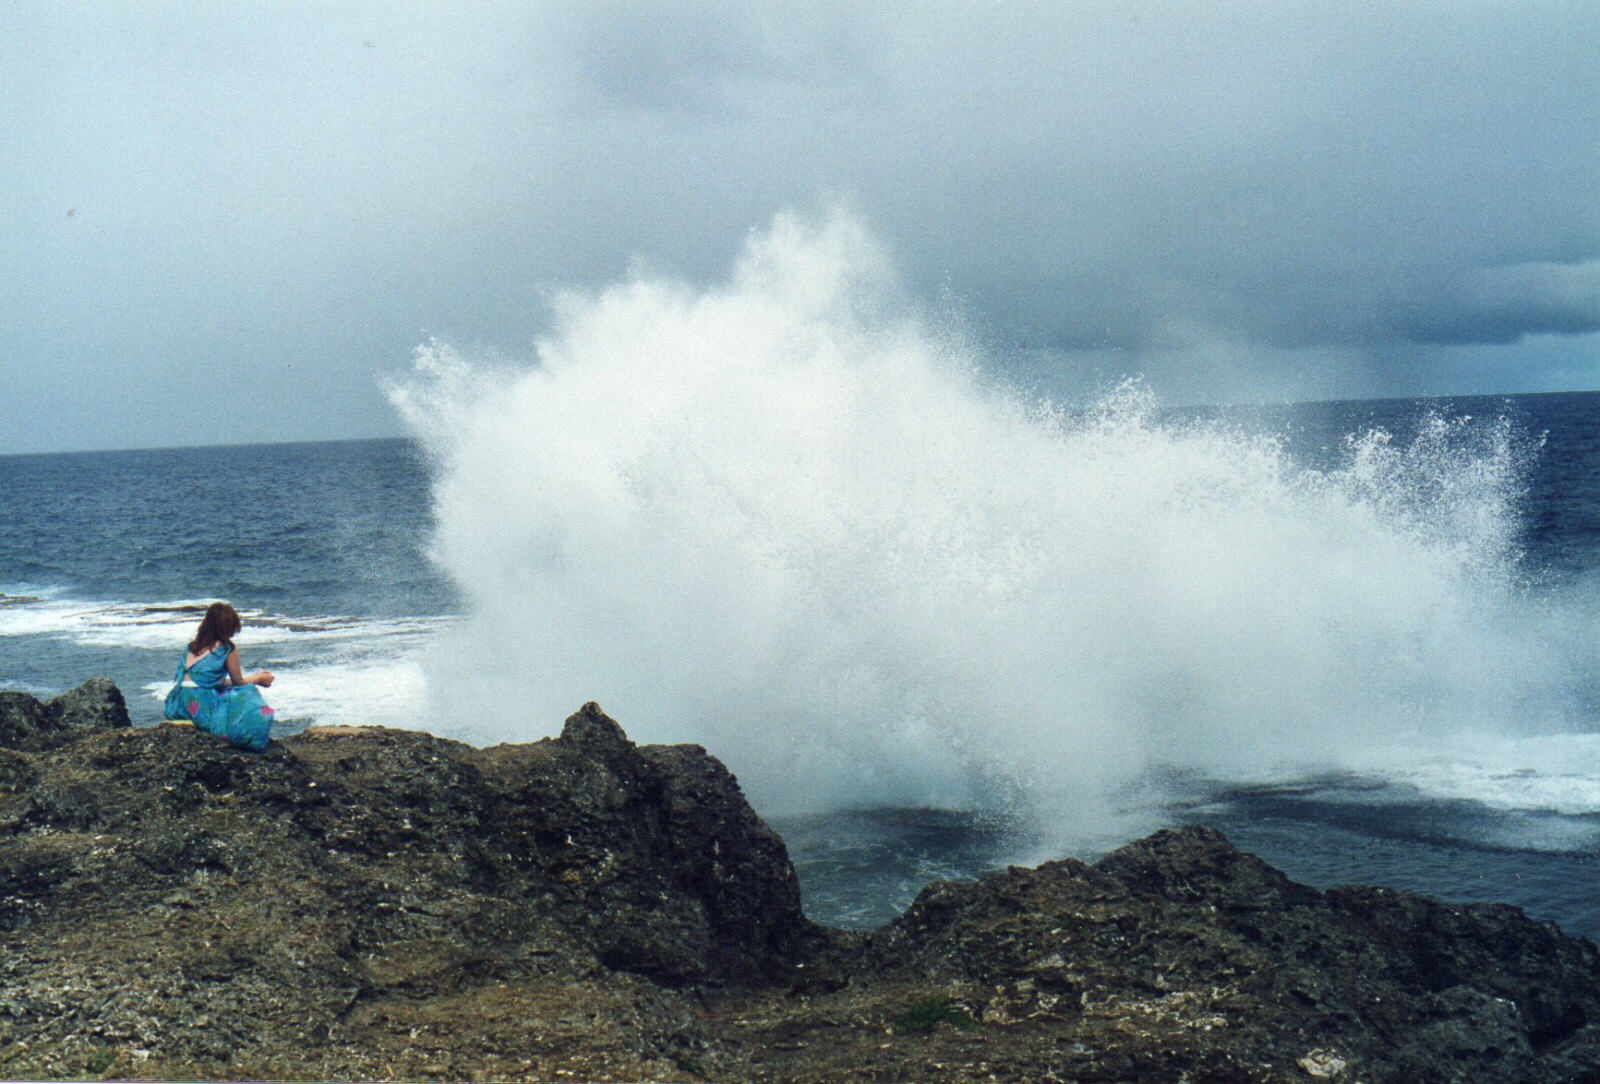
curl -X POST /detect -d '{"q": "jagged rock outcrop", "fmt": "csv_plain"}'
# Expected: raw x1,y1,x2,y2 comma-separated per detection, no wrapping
758,827,1599,1082
0,676,129,750
0,686,836,1080
0,680,1594,1082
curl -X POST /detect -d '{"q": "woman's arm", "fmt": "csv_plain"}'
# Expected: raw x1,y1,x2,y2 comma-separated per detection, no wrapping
226,649,275,688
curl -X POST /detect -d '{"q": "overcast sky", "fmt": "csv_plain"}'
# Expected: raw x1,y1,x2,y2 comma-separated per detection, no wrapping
3,1,1596,454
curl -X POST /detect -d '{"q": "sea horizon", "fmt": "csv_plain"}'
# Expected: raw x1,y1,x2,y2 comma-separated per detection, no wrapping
2,383,1595,937
5,383,1596,460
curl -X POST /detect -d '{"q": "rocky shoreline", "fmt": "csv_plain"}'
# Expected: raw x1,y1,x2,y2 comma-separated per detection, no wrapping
0,679,1595,1082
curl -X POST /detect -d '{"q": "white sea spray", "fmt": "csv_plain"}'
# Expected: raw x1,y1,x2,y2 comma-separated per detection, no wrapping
391,209,1593,833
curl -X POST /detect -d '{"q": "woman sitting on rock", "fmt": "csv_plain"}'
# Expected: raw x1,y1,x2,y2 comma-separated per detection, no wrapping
164,601,276,750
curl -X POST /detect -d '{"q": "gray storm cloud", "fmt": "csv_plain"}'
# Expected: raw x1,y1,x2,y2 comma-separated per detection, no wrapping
2,1,1595,452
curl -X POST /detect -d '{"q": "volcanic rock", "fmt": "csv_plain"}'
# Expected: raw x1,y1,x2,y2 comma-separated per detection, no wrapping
0,676,129,751
0,680,1593,1082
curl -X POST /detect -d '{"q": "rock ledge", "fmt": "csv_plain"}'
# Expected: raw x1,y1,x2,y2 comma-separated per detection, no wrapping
0,680,1594,1082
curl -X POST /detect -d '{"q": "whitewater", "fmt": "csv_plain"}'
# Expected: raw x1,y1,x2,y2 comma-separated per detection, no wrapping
2,210,1594,932
390,211,1597,846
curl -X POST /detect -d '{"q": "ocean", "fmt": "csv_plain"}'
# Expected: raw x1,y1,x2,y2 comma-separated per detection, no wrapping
1,390,1595,940
2,219,1596,939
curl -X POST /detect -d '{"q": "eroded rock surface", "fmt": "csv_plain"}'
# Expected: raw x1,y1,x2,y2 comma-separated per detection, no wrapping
0,681,1594,1082
0,676,129,750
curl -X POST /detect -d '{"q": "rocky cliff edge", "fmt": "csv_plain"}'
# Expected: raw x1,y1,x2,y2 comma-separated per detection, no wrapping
0,679,1595,1082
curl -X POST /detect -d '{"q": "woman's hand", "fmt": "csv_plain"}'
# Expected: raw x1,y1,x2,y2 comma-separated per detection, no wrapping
225,649,275,688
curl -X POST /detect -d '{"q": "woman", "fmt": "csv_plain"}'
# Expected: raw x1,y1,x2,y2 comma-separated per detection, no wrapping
164,601,276,750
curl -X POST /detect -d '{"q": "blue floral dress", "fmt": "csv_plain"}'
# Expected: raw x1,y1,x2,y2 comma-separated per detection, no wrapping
164,642,275,750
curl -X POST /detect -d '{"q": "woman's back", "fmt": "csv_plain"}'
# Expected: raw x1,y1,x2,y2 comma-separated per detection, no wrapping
181,642,230,683
166,603,275,749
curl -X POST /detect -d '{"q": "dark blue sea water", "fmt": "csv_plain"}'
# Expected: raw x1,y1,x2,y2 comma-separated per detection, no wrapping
1,391,1596,939
0,439,455,728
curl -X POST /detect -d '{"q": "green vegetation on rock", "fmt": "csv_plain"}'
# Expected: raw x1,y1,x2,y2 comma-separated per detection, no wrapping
892,996,977,1035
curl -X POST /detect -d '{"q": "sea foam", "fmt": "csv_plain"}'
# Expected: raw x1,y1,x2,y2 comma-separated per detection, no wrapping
391,210,1592,831
0,593,445,729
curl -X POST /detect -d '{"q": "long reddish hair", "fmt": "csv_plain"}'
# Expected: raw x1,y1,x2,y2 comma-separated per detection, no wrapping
188,601,242,655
